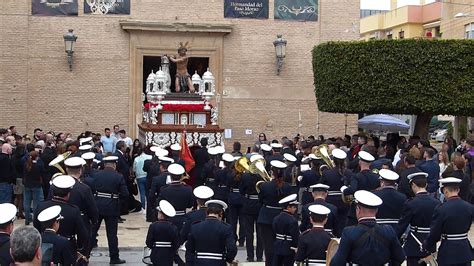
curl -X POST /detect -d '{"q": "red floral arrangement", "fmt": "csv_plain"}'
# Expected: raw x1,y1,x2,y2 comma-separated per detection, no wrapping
144,103,209,112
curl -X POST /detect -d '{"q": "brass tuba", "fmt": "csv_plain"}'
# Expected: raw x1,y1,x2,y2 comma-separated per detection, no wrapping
235,156,250,174
313,144,334,175
48,151,71,174
249,158,271,193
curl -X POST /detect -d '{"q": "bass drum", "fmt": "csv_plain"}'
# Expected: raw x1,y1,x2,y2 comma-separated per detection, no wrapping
326,238,340,266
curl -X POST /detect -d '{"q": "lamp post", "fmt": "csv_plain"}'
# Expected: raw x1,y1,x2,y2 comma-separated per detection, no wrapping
63,29,77,71
273,34,287,75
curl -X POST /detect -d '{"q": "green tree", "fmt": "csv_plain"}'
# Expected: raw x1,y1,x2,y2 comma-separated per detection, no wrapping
312,39,474,138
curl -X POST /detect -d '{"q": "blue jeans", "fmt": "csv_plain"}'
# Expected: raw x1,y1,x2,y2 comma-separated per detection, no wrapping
137,177,147,209
23,187,44,224
0,183,13,204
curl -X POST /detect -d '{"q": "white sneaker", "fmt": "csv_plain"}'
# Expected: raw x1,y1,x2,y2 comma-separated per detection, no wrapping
139,209,146,215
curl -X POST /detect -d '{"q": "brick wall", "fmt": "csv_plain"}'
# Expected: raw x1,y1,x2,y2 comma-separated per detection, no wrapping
0,0,359,144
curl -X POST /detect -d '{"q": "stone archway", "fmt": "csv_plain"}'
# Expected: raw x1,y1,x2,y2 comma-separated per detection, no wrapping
120,20,232,138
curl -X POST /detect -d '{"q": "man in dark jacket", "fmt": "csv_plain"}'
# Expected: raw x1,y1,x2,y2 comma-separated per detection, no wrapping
418,149,440,194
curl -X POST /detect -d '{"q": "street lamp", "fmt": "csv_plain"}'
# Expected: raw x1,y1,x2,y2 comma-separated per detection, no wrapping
273,35,287,75
63,29,77,71
454,12,474,18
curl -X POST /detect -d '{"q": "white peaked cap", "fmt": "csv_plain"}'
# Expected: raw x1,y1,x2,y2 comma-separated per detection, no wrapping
439,177,462,187
37,205,63,222
270,160,287,169
283,153,297,162
103,156,119,162
250,154,264,163
64,157,86,167
168,163,185,175
221,153,235,162
308,204,331,215
270,143,283,149
354,190,382,208
157,200,176,217
260,144,272,152
51,175,76,189
378,169,399,181
205,199,228,210
310,183,330,191
0,203,17,224
81,152,95,160
193,186,214,199
78,144,92,151
332,148,347,160
358,151,375,162
278,194,299,205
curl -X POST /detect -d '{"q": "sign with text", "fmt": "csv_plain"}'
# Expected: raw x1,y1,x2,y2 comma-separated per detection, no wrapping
274,0,318,21
224,0,269,19
84,0,130,15
32,0,78,16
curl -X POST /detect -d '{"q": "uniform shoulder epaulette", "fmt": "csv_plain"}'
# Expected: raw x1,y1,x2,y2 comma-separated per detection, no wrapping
192,220,203,225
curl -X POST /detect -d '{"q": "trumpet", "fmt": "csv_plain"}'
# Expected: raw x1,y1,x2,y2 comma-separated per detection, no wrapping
249,158,271,193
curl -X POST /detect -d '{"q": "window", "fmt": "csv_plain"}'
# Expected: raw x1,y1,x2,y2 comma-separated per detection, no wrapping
387,33,393,40
465,23,474,39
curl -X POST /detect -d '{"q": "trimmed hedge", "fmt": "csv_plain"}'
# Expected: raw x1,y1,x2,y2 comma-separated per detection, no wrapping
312,39,474,116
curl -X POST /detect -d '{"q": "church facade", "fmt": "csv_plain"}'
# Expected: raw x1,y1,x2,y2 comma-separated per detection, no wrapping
0,0,359,148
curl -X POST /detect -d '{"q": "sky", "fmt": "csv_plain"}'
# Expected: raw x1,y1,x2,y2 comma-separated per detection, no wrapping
360,0,438,10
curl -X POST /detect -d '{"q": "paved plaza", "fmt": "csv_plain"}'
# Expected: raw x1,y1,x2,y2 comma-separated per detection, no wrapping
88,211,473,265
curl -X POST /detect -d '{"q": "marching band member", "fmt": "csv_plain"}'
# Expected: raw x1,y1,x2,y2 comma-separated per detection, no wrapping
185,200,237,266
320,148,353,237
299,154,320,205
423,177,474,266
181,185,214,244
330,190,405,265
37,205,75,265
342,151,380,226
148,156,174,222
272,194,300,266
257,160,291,266
295,204,333,266
35,175,89,264
373,169,406,230
145,200,180,266
63,156,98,262
91,156,129,264
282,153,299,195
299,184,337,235
397,172,439,266
158,163,194,233
0,203,17,265
240,154,264,262
225,155,246,247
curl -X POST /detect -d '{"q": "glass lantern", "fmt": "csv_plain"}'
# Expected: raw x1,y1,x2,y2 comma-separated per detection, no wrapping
192,71,202,94
154,67,166,93
146,70,155,93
